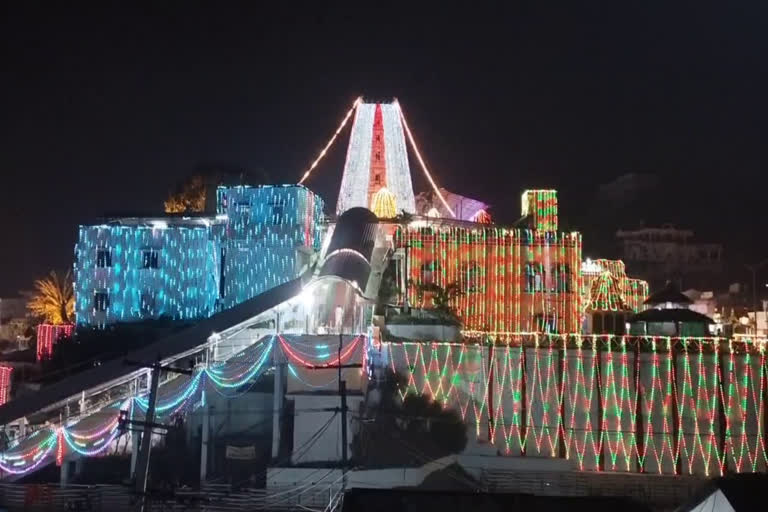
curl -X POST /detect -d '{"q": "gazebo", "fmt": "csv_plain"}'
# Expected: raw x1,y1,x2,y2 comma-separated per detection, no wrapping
628,281,713,336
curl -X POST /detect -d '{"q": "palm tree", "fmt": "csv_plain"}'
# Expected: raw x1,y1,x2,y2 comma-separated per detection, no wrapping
26,270,75,325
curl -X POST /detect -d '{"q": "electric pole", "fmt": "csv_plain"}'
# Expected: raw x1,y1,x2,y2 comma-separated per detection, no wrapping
304,333,362,504
125,356,193,512
745,259,768,334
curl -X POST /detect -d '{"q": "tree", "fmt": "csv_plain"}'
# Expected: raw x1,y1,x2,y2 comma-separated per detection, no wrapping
164,167,272,213
164,175,206,213
412,281,464,325
352,371,467,466
26,270,74,325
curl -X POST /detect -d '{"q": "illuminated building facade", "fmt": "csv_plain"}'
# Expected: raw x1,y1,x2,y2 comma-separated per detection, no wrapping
36,324,75,361
395,190,583,334
74,185,323,326
415,188,490,222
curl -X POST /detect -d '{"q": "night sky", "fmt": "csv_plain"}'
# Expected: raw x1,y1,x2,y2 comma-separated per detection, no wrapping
1,3,766,296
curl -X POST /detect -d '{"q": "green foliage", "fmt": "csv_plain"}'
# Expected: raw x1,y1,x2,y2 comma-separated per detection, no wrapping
411,281,464,326
376,262,400,315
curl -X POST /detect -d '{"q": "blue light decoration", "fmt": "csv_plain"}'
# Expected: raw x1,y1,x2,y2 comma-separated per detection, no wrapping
0,333,369,477
74,185,324,326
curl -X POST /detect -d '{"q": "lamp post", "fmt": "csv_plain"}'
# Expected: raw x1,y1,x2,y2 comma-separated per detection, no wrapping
745,259,768,334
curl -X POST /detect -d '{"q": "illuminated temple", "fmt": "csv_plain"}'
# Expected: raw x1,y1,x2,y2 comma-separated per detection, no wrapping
2,97,765,488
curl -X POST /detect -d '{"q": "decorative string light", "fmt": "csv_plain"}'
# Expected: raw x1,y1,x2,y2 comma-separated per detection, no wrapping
521,190,558,232
36,324,74,361
395,225,582,334
299,97,362,184
278,335,362,368
0,366,12,406
371,187,397,218
0,334,368,477
397,100,456,218
75,186,323,326
384,334,768,476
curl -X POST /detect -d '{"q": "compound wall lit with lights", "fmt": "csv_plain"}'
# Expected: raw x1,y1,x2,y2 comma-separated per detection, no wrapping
383,334,768,476
74,185,324,326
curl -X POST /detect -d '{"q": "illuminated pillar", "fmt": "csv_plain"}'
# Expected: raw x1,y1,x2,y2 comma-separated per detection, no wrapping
596,337,605,471
558,338,566,459
670,342,682,475
634,339,644,472
716,343,728,475
520,345,528,456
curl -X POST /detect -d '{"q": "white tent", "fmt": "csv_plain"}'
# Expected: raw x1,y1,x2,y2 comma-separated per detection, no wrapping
679,475,767,512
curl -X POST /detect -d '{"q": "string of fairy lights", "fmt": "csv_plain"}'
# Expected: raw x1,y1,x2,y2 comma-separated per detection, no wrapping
388,335,768,476
296,97,456,218
74,186,323,327
0,335,361,477
3,333,768,477
395,225,583,334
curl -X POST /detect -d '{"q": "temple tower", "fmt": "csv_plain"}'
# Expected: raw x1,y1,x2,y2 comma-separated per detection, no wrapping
336,100,416,216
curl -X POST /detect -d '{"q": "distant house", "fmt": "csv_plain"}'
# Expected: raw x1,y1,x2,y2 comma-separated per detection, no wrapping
616,224,723,289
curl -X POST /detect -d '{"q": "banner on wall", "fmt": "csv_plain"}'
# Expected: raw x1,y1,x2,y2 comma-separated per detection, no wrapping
225,445,256,460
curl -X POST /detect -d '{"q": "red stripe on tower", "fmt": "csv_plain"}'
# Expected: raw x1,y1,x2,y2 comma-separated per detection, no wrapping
367,104,387,208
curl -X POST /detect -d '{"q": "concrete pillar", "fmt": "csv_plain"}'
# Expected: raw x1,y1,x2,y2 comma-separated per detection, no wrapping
130,430,140,478
60,456,70,488
271,361,284,459
60,455,81,488
272,312,284,459
200,404,212,483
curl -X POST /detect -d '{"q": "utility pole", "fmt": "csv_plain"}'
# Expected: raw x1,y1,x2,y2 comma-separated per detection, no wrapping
339,333,348,467
745,259,768,335
125,356,193,512
304,333,362,504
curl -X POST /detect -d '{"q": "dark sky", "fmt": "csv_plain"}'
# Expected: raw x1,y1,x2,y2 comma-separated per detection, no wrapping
1,2,766,296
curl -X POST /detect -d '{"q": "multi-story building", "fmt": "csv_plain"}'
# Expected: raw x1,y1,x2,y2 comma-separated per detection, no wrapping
616,224,723,289
74,185,324,327
394,190,584,334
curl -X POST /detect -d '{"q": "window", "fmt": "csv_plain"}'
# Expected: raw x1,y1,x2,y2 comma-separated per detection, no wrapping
142,249,159,269
140,289,156,316
460,263,481,293
96,248,112,268
421,261,439,284
94,290,110,312
271,199,285,225
550,264,571,293
535,314,557,333
375,151,381,162
525,263,546,292
374,174,381,185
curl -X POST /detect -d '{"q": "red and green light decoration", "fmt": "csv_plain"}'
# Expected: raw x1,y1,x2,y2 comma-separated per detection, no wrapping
395,225,582,334
522,190,558,232
580,259,649,314
587,271,630,312
387,335,768,476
